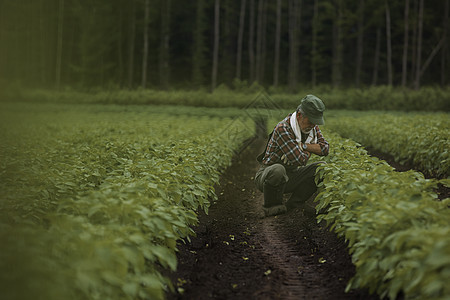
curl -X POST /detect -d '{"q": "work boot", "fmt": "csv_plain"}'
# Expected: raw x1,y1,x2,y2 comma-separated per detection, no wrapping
263,182,287,217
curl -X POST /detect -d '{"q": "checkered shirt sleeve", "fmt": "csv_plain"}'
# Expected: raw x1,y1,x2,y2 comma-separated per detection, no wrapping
262,116,329,166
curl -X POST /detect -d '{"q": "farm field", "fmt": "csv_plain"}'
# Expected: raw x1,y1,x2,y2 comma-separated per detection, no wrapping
167,137,380,300
325,110,450,178
170,129,449,300
1,101,449,300
0,102,252,299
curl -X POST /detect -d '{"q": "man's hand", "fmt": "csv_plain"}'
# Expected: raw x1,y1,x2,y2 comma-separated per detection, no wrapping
302,143,322,156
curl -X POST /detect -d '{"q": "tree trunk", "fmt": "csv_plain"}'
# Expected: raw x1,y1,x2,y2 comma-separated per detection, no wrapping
401,0,410,87
273,0,281,87
332,0,343,88
28,2,35,84
0,2,5,81
248,0,255,82
117,5,124,86
192,0,206,87
410,0,418,85
127,0,136,88
77,4,90,87
311,0,319,87
39,0,47,85
288,0,300,91
441,0,449,86
355,0,364,87
386,0,393,86
222,1,234,85
55,0,64,89
414,0,423,90
211,0,220,91
255,0,264,83
159,0,171,89
236,0,246,80
419,37,445,78
260,0,268,84
0,3,3,79
66,8,75,85
288,0,296,90
142,0,150,89
372,26,381,86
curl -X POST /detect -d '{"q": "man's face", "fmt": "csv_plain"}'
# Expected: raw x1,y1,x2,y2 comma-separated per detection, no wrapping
298,113,314,133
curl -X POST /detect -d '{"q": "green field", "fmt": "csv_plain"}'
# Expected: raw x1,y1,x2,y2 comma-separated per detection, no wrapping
326,110,450,177
2,0,450,297
0,102,253,299
312,130,450,299
1,101,449,299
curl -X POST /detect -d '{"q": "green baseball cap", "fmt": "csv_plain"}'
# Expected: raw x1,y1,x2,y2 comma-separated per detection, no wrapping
297,94,325,125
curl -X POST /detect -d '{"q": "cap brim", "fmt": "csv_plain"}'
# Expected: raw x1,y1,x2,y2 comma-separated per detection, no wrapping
310,116,324,125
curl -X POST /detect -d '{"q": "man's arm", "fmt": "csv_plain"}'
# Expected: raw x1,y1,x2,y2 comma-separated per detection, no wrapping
275,124,310,166
303,126,329,156
301,143,322,155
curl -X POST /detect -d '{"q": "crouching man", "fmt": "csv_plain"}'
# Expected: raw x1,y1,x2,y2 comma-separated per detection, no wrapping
255,95,329,217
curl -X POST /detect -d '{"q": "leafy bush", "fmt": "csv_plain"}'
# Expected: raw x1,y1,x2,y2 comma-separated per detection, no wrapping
327,111,450,178
0,102,254,299
312,130,450,299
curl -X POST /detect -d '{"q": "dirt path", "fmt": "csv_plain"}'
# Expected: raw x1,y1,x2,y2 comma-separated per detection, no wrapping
166,138,379,300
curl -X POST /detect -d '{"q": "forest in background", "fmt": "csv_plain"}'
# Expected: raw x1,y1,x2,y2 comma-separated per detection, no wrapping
0,0,449,92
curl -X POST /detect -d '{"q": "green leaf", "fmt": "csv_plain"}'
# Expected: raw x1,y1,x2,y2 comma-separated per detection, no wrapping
122,282,139,298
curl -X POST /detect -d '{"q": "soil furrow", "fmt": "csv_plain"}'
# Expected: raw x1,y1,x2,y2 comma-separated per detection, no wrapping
257,215,308,299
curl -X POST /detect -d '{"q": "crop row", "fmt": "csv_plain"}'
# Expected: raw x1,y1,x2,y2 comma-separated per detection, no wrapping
8,85,450,111
311,130,450,299
326,111,450,178
0,102,254,299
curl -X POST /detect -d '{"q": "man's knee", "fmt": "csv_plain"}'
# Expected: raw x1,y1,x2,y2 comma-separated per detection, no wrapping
264,164,288,187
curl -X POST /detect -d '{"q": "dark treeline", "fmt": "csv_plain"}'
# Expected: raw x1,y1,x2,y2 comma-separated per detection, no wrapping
0,0,448,92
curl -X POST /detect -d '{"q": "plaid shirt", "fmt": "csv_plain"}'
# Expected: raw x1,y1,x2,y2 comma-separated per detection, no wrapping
262,114,329,167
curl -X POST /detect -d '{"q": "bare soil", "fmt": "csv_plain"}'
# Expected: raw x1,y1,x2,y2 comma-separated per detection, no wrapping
166,138,380,300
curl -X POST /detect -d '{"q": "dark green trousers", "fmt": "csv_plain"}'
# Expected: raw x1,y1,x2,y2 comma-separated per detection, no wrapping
254,161,323,206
